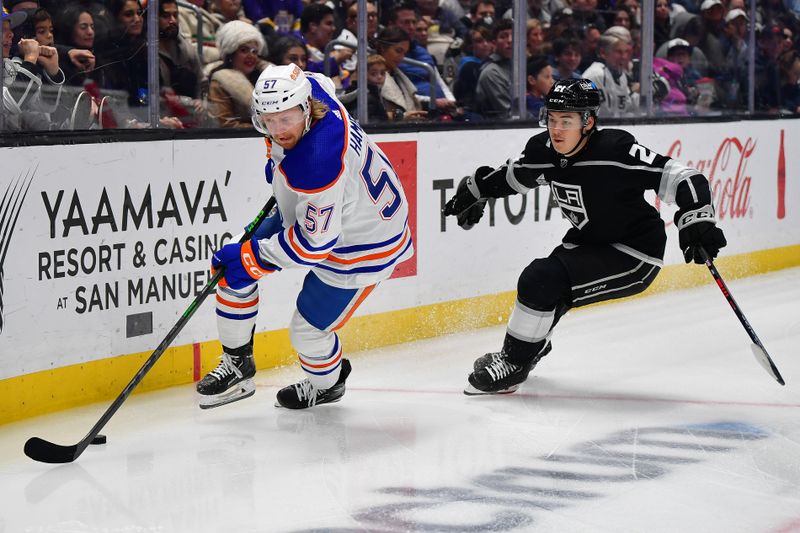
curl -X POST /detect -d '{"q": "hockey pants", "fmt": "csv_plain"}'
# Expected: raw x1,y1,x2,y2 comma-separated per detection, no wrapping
503,244,661,365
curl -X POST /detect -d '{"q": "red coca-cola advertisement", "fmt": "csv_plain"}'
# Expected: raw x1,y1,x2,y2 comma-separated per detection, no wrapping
666,136,753,221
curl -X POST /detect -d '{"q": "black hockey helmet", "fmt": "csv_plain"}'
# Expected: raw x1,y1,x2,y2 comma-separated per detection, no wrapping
541,78,601,128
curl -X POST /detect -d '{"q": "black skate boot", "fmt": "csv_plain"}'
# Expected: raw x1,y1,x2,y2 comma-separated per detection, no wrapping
197,343,256,409
473,339,552,372
275,359,352,409
465,341,551,395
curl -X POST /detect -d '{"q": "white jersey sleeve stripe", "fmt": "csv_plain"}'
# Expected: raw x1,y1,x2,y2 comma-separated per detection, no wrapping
328,226,411,265
291,221,339,252
657,159,700,204
316,236,413,275
330,219,408,255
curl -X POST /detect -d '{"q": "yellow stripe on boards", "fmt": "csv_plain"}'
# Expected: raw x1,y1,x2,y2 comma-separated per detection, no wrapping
2,244,798,425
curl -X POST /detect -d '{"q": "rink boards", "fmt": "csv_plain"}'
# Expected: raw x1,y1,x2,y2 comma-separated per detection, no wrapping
1,120,798,423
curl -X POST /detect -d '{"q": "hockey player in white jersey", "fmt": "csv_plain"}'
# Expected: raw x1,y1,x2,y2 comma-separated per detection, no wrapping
197,63,414,409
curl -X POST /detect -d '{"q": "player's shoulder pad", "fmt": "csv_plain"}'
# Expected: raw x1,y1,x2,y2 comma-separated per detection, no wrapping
279,77,347,193
523,130,551,153
306,72,337,98
591,128,637,154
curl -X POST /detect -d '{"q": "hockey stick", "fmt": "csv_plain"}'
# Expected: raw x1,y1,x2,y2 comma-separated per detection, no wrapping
24,195,278,464
700,247,785,386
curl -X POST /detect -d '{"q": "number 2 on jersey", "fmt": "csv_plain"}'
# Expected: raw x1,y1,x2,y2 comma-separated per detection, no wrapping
629,143,656,164
360,145,402,219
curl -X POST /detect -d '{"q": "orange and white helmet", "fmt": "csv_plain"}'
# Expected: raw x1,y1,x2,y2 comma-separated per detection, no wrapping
251,63,313,136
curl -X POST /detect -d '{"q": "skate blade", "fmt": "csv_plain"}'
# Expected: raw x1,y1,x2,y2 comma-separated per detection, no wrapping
198,379,255,409
274,395,345,409
463,383,520,396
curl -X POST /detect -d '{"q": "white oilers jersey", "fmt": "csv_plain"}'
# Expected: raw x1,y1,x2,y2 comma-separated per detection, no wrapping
257,73,414,288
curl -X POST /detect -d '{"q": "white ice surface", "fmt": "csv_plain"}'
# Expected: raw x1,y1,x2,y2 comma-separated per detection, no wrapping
1,268,799,533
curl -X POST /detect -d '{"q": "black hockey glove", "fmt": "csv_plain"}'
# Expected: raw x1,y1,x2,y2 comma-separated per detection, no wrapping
652,71,670,102
675,204,727,264
443,167,493,229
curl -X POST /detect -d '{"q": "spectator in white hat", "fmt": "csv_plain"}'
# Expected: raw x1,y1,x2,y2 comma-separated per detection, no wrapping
720,8,749,108
722,8,748,60
697,0,726,75
205,20,269,127
665,37,701,83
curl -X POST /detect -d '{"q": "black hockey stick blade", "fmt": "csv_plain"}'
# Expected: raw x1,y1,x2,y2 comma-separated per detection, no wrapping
751,343,785,386
24,196,278,464
700,247,786,386
24,438,82,464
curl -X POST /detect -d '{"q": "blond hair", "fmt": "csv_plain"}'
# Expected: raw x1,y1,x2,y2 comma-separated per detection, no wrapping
310,97,329,121
367,54,387,68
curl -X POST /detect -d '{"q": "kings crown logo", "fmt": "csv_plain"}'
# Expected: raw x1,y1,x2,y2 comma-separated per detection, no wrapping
0,170,35,335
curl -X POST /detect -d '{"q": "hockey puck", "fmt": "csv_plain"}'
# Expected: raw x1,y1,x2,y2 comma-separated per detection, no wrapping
90,434,107,445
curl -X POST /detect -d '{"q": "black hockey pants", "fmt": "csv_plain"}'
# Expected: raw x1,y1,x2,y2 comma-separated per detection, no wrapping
503,244,661,364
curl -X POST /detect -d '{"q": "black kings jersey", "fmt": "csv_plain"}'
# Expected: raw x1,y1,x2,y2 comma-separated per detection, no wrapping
474,128,703,265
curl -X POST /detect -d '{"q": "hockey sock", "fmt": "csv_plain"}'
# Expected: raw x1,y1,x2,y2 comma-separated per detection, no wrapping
216,284,259,349
502,334,549,366
290,311,343,390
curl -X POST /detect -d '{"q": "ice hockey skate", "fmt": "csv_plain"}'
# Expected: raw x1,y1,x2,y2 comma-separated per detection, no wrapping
464,351,537,395
197,352,256,409
473,339,551,372
275,359,352,409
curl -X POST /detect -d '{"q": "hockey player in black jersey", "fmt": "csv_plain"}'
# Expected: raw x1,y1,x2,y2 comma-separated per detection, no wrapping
443,78,727,395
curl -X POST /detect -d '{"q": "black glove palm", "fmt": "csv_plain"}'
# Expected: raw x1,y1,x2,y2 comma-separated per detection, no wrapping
675,204,727,264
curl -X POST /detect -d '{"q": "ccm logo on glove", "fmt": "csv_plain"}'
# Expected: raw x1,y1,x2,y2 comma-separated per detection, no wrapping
212,238,277,289
676,205,715,228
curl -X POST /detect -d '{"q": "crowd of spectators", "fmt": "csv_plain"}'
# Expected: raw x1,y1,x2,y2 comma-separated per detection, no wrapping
2,0,799,131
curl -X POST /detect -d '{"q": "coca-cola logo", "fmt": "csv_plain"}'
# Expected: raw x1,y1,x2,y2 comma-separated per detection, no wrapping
666,137,754,221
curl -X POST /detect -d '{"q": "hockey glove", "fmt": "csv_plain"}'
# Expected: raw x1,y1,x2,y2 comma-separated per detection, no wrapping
443,166,493,229
211,238,277,290
675,204,727,264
